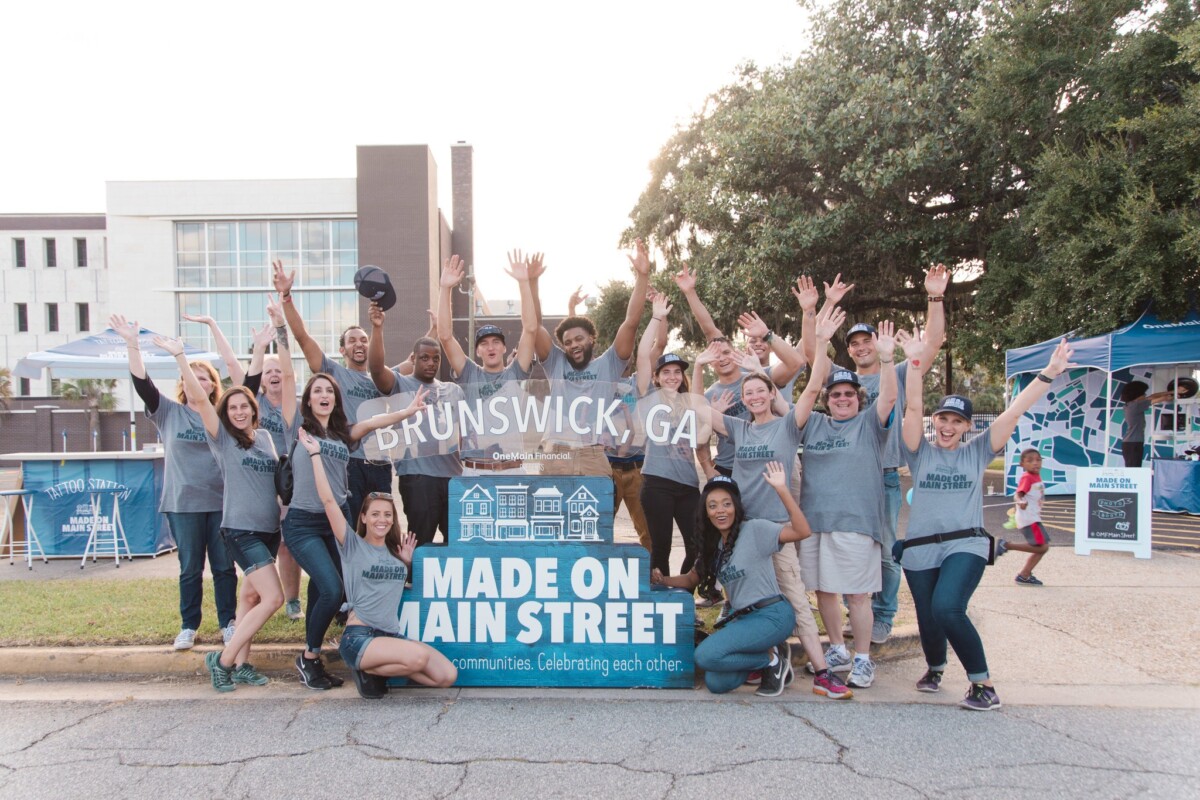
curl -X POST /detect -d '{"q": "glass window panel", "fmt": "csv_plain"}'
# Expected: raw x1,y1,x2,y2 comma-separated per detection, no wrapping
241,250,267,266
176,223,204,252
333,220,357,251
302,220,329,251
178,293,204,317
239,221,267,252
210,250,235,267
241,266,267,287
178,252,204,268
210,267,237,287
178,268,206,288
303,265,329,286
271,221,298,251
302,249,330,267
208,223,234,252
336,264,356,285
273,250,299,272
213,294,236,324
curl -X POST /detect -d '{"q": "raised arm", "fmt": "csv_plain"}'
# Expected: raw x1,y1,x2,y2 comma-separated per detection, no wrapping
902,326,929,453
763,461,813,544
273,259,325,373
793,304,845,428
245,319,274,383
156,335,220,439
437,255,470,375
348,386,428,444
268,294,298,427
637,293,671,396
110,314,147,381
874,321,898,425
738,311,805,388
612,239,652,361
793,275,820,366
504,251,540,372
528,252,555,361
990,340,1076,452
672,263,724,342
183,313,245,386
567,285,589,318
366,301,397,394
920,264,949,364
299,428,347,543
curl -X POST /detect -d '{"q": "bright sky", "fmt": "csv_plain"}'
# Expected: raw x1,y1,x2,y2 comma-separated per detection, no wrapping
2,0,810,311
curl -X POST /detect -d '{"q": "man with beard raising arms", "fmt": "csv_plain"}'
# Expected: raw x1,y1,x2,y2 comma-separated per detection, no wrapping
531,241,651,476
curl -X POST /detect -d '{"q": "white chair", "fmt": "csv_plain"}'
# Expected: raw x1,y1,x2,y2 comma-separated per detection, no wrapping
80,488,133,568
0,489,47,570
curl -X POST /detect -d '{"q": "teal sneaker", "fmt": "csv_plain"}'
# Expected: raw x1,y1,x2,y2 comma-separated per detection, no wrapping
204,651,235,693
231,662,269,686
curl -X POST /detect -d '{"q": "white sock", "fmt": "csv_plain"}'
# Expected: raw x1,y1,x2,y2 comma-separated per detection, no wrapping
768,653,779,667
855,653,871,664
831,643,849,657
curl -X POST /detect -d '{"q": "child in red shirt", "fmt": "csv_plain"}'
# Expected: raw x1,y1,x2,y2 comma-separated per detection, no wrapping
1000,449,1050,585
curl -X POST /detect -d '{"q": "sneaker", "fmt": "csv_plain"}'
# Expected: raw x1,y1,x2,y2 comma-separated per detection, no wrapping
349,666,388,699
745,670,763,686
824,645,853,673
285,599,304,620
812,669,853,699
996,538,1009,557
847,657,875,688
173,628,197,651
756,643,792,697
871,619,892,645
1015,573,1044,586
222,623,237,645
231,662,269,686
295,654,334,690
960,682,1002,711
916,669,944,693
204,650,235,693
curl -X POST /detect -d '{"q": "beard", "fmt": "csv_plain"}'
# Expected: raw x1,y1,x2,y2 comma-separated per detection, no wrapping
566,343,595,371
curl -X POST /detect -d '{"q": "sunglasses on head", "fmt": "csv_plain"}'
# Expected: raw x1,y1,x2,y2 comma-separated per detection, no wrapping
366,492,394,501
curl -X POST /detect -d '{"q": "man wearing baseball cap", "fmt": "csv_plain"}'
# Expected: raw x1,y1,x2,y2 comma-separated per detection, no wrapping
436,252,539,475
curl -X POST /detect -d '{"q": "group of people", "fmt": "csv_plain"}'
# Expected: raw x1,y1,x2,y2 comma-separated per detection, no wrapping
122,244,1076,709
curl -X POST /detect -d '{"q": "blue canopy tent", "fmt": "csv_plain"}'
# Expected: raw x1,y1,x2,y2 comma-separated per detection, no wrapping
1004,306,1200,495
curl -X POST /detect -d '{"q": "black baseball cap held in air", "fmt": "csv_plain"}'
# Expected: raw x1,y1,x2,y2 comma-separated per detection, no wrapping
475,325,506,346
825,369,861,391
845,322,877,344
354,265,397,312
934,394,974,422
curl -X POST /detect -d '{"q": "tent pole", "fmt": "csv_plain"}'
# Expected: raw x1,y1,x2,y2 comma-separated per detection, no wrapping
1106,371,1113,468
128,381,137,452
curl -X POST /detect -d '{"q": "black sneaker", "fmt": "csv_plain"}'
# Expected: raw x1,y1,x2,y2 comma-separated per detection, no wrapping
916,669,944,693
756,643,792,697
349,666,388,699
960,682,1002,711
296,654,334,690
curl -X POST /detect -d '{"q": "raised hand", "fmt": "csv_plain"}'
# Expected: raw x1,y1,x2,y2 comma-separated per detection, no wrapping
398,532,417,567
627,238,651,277
1045,339,1077,377
182,313,215,326
925,263,950,297
527,252,546,281
735,347,760,372
737,311,769,340
406,385,429,415
709,389,735,414
898,324,927,371
875,320,897,362
441,255,466,288
368,301,385,329
266,293,285,328
673,264,697,293
298,428,321,456
823,273,855,305
271,259,295,295
791,276,819,312
109,314,140,345
568,285,589,309
762,461,787,490
651,293,672,321
152,335,185,357
694,343,720,367
251,323,275,351
814,304,846,341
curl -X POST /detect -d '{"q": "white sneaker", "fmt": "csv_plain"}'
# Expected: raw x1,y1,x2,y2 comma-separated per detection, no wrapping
848,657,875,688
222,623,237,645
173,628,197,650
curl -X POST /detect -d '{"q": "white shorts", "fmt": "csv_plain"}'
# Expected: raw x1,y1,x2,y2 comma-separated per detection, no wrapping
799,531,882,595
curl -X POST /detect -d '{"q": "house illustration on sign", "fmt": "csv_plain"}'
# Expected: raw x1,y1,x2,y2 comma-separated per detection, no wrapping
458,481,600,542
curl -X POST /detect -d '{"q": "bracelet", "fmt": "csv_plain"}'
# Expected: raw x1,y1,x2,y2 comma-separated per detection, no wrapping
879,357,894,364
282,293,293,303
763,331,774,343
310,452,320,459
929,296,944,303
653,317,666,322
1036,372,1053,383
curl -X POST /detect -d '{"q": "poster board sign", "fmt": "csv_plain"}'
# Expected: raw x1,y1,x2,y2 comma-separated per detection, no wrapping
397,477,696,688
1074,467,1151,559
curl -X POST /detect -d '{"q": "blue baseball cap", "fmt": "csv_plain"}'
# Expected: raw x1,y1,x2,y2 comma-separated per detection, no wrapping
702,474,740,495
825,368,861,390
934,394,973,422
845,323,876,344
475,325,506,346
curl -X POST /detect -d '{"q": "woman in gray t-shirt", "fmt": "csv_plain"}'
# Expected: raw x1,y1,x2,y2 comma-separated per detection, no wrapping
899,336,1075,711
298,427,457,699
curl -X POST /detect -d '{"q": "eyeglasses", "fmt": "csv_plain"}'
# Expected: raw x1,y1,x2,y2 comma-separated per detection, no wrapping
366,492,394,501
828,390,858,399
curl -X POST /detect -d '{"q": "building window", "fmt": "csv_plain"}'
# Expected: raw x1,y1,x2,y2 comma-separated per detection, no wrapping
75,238,88,267
19,378,29,396
44,238,57,268
46,303,59,332
13,238,25,268
76,303,90,332
15,303,28,332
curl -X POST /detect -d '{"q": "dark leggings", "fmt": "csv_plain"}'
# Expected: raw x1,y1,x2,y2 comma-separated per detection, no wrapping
639,474,699,577
283,506,347,654
903,552,990,682
1122,441,1145,468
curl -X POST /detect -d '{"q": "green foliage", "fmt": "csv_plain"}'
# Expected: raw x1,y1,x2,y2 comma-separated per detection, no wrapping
58,378,118,411
0,367,11,409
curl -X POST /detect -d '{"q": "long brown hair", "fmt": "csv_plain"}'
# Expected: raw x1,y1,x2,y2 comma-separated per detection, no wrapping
176,360,221,406
216,386,260,450
356,494,405,560
301,373,354,447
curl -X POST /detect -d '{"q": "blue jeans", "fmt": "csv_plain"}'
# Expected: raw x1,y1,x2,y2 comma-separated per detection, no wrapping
283,505,348,654
347,459,393,523
873,470,903,626
166,511,237,630
399,474,450,546
903,552,990,681
694,598,792,693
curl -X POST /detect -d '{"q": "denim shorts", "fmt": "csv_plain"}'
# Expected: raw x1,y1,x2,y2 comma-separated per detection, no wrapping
220,528,281,575
339,623,404,670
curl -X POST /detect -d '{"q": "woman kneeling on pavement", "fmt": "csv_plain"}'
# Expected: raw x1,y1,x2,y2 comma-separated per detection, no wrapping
299,424,458,698
899,334,1075,711
651,463,811,696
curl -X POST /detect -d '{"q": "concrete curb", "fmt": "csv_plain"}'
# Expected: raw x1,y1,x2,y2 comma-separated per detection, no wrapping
0,626,922,680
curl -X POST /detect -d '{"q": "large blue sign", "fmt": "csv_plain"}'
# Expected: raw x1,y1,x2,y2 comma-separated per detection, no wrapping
398,477,696,688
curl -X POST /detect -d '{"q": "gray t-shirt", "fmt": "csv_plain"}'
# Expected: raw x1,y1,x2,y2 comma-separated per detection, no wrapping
857,360,908,470
386,372,464,478
257,392,288,456
208,426,280,533
800,411,889,540
540,346,629,446
148,397,223,513
286,417,351,513
724,415,804,523
717,518,784,611
320,356,384,460
705,374,749,469
637,389,700,488
606,377,646,460
337,524,408,634
453,359,531,459
1123,396,1151,442
902,431,1000,570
